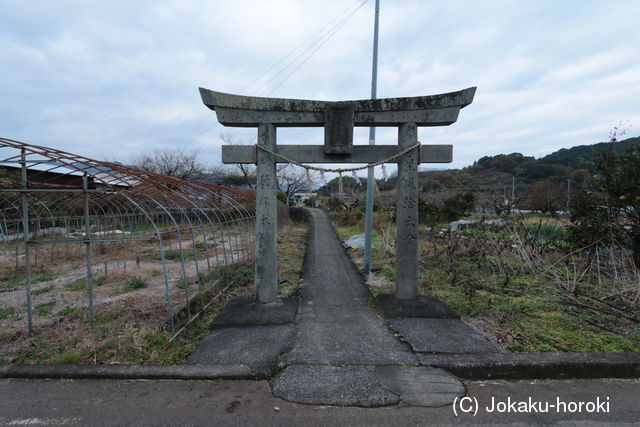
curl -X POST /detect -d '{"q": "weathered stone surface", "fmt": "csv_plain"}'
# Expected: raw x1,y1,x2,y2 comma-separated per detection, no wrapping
201,87,476,112
199,87,476,127
271,365,400,407
324,104,354,154
187,325,293,376
395,122,419,299
377,294,460,319
255,123,277,303
390,318,498,353
210,297,297,328
374,366,466,407
221,144,452,164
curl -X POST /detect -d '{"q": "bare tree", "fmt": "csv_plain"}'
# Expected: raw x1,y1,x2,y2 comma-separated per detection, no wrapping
276,164,318,204
220,131,256,187
131,147,205,179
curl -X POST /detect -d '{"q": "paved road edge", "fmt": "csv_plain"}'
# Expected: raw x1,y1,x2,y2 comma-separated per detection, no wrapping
1,352,639,381
418,352,640,379
0,363,254,380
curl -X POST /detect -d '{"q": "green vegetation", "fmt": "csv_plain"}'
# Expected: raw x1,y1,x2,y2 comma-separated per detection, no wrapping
419,192,475,225
568,138,640,266
59,305,81,318
32,285,55,295
51,351,85,364
6,262,257,365
1,270,60,289
1,221,310,365
0,306,20,321
176,278,193,289
277,224,309,296
336,209,640,353
35,301,56,317
110,277,147,296
64,275,105,292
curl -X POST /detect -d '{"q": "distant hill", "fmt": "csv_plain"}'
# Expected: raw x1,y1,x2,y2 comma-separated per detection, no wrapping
409,136,639,212
417,136,639,189
469,136,638,184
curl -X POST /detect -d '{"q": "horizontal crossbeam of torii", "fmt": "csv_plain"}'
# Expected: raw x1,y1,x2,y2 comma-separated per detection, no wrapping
200,87,476,303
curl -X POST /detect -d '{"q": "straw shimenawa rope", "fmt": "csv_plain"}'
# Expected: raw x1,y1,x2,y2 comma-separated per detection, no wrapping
255,142,421,202
255,142,421,174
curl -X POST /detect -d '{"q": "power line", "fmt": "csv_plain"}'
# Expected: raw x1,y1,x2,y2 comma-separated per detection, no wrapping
241,0,365,95
267,0,369,96
181,1,369,145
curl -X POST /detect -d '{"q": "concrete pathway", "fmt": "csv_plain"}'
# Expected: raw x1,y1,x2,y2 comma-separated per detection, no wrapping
187,208,498,407
272,209,465,407
283,209,416,366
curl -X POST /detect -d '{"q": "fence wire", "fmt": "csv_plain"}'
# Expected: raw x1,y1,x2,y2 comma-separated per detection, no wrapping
0,137,256,335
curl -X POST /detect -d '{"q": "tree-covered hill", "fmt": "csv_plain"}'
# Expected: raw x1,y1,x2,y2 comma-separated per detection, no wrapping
466,136,638,184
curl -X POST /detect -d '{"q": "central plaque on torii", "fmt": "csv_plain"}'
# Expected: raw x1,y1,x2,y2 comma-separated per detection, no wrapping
200,87,476,303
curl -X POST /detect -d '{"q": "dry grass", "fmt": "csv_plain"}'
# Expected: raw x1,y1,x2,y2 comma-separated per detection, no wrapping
0,221,308,364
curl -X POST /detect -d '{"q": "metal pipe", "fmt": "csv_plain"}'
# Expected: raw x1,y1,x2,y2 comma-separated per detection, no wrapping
20,149,33,334
83,173,95,329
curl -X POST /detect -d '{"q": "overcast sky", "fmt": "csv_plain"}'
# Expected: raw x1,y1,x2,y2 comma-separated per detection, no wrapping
1,0,638,174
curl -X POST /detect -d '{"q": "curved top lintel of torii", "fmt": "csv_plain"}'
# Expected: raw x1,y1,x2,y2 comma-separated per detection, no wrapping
199,86,476,128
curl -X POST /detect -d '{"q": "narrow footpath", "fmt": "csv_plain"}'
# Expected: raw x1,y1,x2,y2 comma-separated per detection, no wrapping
271,209,465,407
188,208,495,407
283,208,416,366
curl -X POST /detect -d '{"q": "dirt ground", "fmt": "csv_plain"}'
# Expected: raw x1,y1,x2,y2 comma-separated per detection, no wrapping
0,228,255,338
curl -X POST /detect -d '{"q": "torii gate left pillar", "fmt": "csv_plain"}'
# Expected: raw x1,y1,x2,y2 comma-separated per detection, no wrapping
200,87,475,303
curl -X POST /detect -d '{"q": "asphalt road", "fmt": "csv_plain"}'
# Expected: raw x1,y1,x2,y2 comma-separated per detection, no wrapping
1,377,638,425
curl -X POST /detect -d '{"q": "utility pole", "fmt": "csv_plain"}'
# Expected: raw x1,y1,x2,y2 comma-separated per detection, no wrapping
363,0,380,274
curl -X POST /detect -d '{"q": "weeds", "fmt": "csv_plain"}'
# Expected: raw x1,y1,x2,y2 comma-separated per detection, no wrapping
64,275,105,292
0,307,20,321
338,211,640,352
35,301,56,317
32,285,55,295
110,277,147,296
2,221,308,364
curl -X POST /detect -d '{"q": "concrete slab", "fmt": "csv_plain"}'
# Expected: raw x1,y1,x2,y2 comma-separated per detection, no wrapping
271,365,466,407
210,297,297,328
374,366,466,407
390,318,498,353
271,365,400,407
377,294,459,319
284,320,417,365
187,325,293,376
282,209,417,366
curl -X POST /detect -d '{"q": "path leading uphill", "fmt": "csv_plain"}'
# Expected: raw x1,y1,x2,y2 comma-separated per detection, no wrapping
188,208,499,407
270,209,465,407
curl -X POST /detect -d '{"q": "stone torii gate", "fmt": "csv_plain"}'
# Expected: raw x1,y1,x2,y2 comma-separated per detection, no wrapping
200,87,476,304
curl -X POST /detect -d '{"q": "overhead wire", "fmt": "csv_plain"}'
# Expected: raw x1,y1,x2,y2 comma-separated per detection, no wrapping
267,0,369,96
182,0,369,145
241,0,366,95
